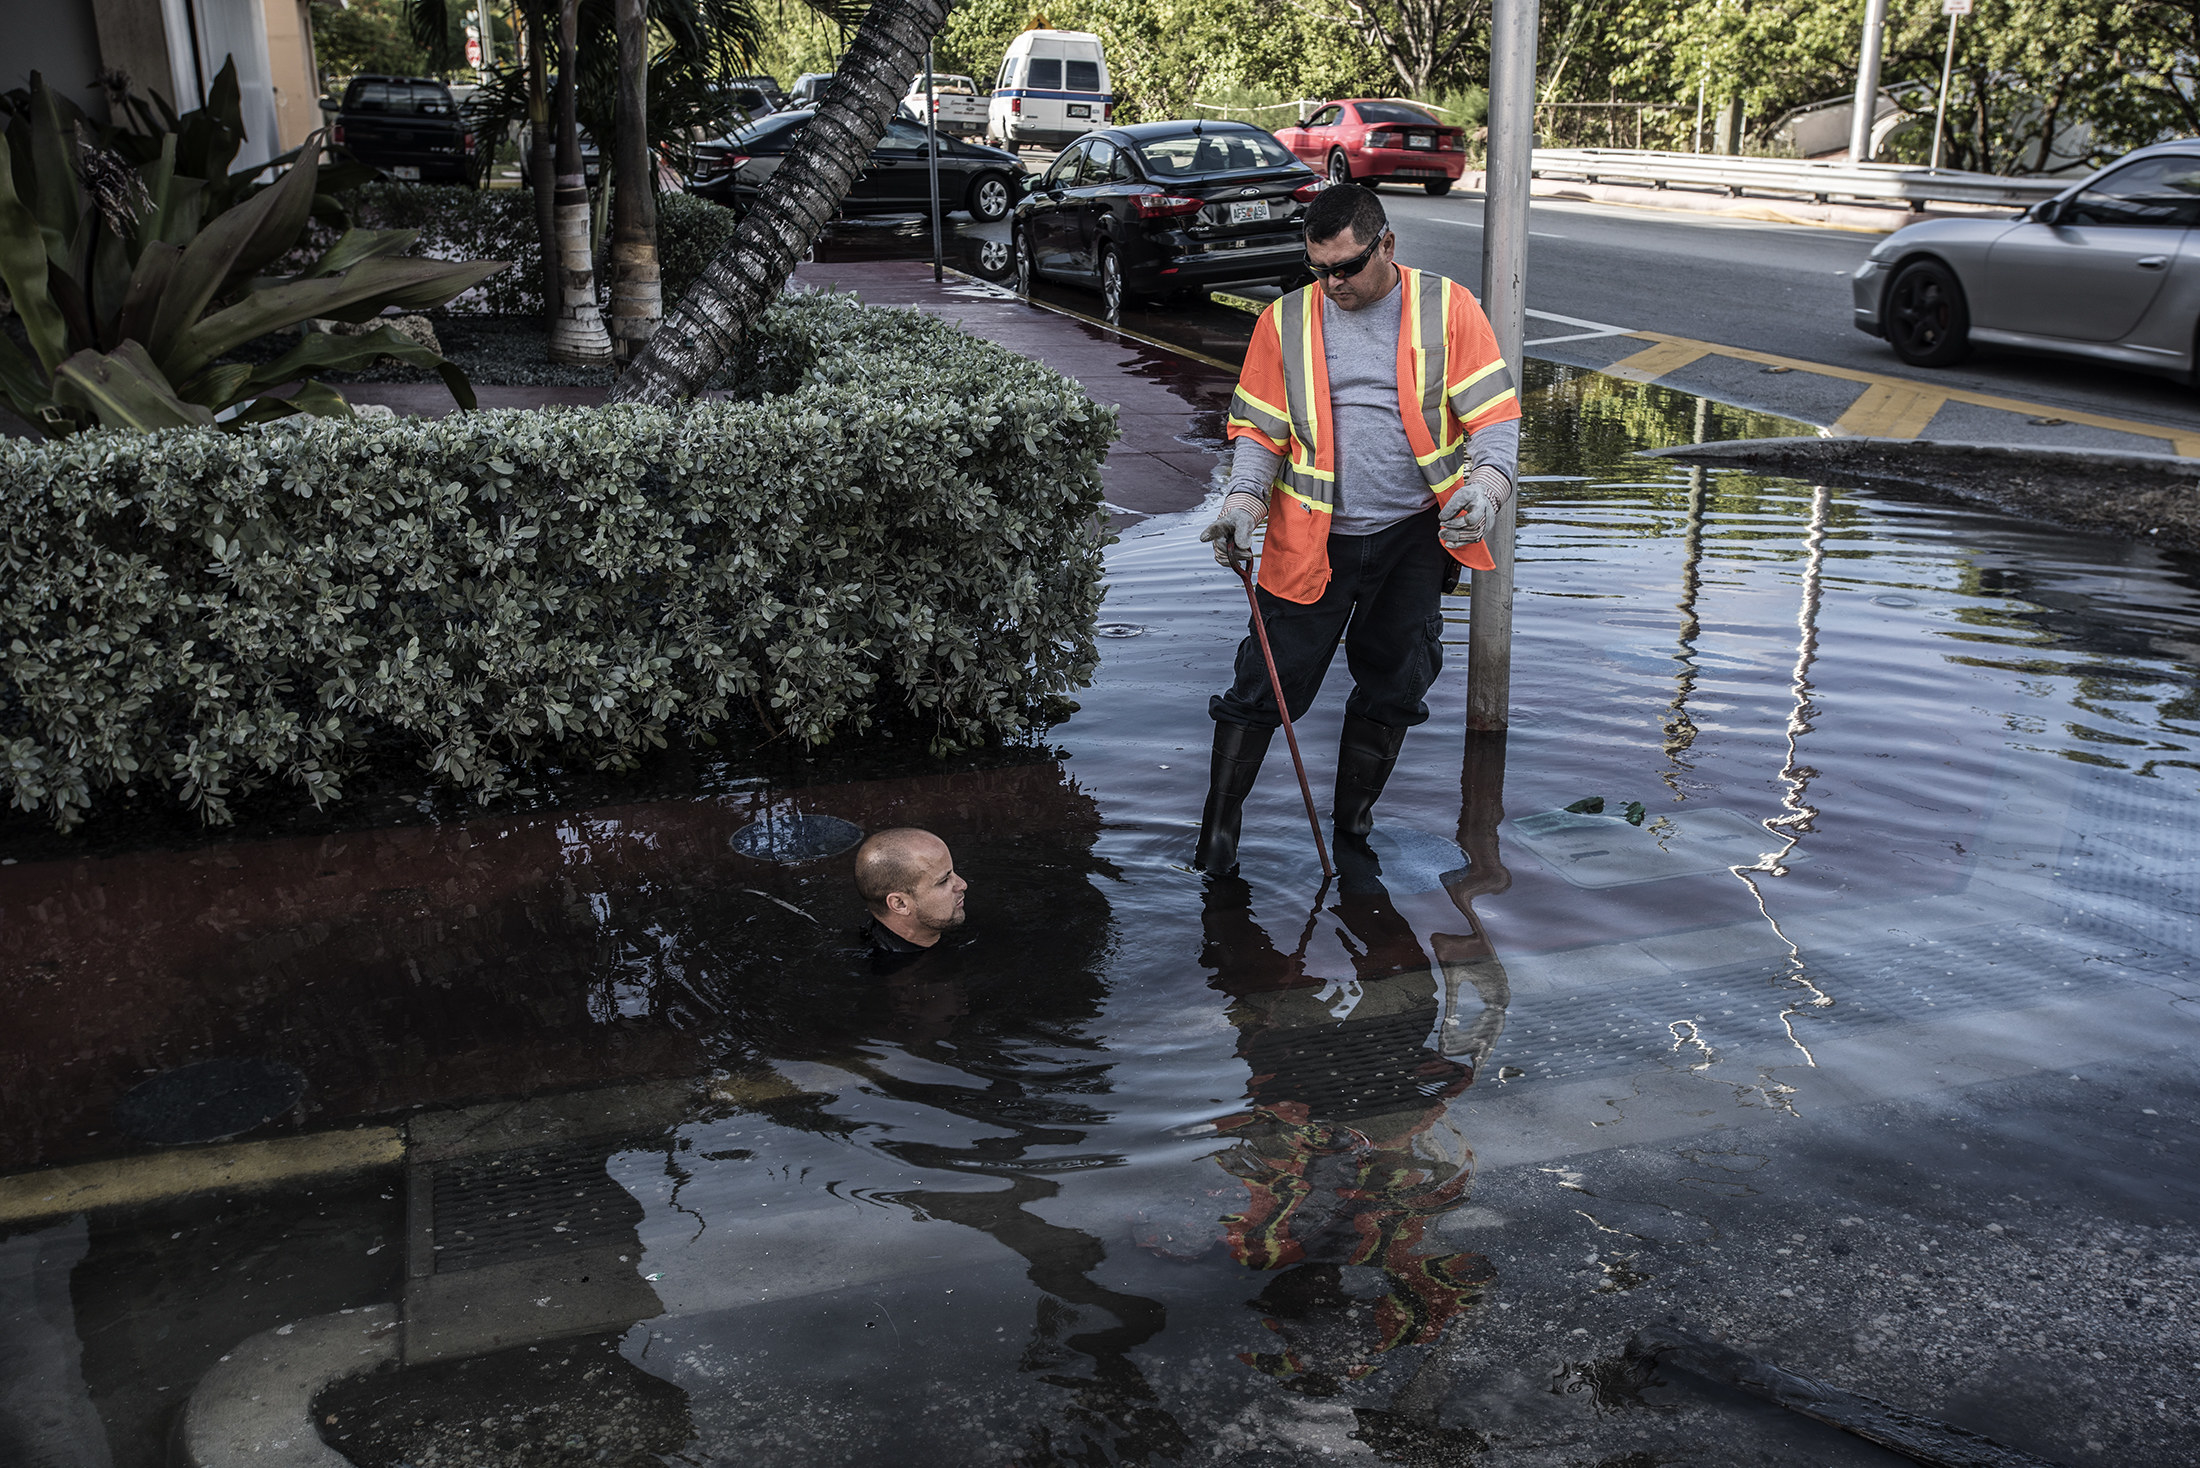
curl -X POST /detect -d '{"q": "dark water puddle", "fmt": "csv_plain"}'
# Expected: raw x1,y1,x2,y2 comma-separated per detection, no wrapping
4,363,2199,1467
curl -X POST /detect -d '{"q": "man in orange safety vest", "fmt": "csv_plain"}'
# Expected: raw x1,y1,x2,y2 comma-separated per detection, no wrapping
1194,184,1520,876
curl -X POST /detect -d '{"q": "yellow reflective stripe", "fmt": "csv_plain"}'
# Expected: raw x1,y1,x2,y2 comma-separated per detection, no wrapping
1277,481,1335,514
1233,384,1288,427
1417,439,1468,472
1454,357,1508,392
1278,289,1317,463
1417,272,1446,421
1459,386,1519,423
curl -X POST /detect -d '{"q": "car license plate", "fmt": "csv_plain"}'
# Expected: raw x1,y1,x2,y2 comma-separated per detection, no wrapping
1068,103,1091,118
1408,135,1433,149
392,165,421,179
1229,200,1270,225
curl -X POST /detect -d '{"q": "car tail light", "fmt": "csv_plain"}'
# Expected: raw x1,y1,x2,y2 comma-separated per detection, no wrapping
1291,181,1329,202
331,123,345,145
1103,104,1113,121
1010,97,1023,114
462,132,475,151
1135,192,1205,220
1368,129,1400,149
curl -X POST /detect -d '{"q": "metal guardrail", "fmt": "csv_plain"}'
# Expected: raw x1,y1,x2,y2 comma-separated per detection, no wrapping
1529,148,2069,210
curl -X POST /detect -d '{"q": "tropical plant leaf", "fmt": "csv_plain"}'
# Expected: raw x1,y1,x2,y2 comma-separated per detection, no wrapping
145,138,323,355
236,323,453,391
1563,796,1605,814
176,360,254,411
0,332,51,421
168,256,507,381
51,341,215,430
0,148,70,373
113,240,183,347
26,79,84,271
296,226,421,280
225,378,356,426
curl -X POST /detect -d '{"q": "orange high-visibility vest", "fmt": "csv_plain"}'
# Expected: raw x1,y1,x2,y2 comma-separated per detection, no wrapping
1226,266,1521,605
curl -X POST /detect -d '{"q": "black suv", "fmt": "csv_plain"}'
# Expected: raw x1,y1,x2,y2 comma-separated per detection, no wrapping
328,75,476,185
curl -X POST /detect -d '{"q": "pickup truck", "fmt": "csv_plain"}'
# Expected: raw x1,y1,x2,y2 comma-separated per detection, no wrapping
901,74,988,138
326,74,476,185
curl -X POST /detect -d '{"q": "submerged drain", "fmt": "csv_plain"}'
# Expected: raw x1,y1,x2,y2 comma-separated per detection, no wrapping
1243,1009,1467,1121
728,812,865,863
113,1057,307,1145
428,1147,643,1274
1096,623,1147,638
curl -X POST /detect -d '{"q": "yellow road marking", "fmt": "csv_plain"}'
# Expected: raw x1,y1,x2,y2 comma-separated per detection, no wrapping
1603,339,1714,385
1832,381,1946,438
1611,328,2200,456
1209,290,1268,316
0,1127,404,1226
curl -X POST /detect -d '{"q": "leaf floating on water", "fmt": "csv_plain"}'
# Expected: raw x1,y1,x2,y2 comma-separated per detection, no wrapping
1622,801,1647,826
1564,796,1605,814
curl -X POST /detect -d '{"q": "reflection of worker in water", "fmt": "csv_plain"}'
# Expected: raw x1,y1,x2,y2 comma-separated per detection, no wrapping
1196,864,1509,1394
853,827,968,969
1194,184,1522,875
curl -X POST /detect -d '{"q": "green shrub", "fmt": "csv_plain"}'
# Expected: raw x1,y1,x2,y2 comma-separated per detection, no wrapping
344,184,743,316
0,293,1118,830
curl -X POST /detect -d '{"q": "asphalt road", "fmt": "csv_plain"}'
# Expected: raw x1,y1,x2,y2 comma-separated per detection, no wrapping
1384,188,2200,435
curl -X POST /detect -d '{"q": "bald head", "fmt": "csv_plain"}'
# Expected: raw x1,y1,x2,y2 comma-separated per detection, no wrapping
853,828,967,946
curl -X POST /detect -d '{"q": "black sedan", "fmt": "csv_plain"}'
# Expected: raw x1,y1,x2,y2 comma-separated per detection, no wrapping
689,111,1026,222
1013,121,1324,315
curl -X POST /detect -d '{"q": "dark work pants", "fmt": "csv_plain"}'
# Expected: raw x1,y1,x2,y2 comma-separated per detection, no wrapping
1211,507,1449,731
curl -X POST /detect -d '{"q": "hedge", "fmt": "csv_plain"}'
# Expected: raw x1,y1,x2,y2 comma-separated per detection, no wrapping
0,293,1117,830
341,184,744,316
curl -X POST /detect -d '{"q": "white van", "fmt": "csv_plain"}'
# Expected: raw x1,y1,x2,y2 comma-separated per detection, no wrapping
987,30,1112,151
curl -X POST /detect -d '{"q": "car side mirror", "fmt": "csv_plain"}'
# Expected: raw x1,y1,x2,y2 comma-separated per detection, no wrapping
319,95,338,113
2031,198,2063,226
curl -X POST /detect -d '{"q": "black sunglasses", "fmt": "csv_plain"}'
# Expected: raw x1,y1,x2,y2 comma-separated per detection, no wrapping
1305,230,1389,282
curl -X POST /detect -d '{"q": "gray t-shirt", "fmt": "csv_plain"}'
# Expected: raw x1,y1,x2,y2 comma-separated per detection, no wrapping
1320,289,1433,536
1226,279,1519,536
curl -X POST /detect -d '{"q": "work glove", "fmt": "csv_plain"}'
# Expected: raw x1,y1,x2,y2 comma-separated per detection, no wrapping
1200,492,1265,566
1438,467,1511,548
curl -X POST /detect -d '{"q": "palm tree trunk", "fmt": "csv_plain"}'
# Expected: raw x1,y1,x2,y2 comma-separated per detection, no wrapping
607,0,948,405
609,0,659,363
526,5,559,331
548,0,613,362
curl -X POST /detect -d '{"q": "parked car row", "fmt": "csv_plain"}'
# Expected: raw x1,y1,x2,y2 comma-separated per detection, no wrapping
689,112,1025,222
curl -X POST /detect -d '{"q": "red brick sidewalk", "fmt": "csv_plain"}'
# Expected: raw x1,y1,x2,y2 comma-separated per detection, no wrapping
341,260,1232,530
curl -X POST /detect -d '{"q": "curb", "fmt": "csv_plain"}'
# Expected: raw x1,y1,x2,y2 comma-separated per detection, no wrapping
1641,436,2200,479
177,1304,399,1467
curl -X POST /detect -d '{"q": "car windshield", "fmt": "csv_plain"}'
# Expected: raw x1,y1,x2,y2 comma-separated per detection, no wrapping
1356,101,1439,126
346,81,454,116
1136,130,1298,178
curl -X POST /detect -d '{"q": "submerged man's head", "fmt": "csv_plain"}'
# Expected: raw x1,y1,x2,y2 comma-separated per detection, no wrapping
854,827,968,947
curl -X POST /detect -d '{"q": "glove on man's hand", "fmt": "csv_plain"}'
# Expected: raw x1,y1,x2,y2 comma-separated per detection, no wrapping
1200,492,1265,566
1438,466,1511,548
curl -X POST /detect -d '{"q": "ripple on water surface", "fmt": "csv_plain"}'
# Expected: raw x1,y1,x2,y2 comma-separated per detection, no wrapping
5,366,2199,1467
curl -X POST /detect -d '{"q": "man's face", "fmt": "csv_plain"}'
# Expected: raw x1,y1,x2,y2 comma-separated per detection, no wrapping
891,835,968,935
1307,225,1396,311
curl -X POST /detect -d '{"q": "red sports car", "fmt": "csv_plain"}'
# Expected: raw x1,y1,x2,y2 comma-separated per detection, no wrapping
1274,99,1468,196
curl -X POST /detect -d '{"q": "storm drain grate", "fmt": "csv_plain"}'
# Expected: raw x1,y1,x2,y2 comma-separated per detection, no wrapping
1242,1007,1467,1121
427,1146,643,1274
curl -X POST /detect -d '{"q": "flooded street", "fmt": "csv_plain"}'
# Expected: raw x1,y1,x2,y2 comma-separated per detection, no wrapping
3,360,2197,1467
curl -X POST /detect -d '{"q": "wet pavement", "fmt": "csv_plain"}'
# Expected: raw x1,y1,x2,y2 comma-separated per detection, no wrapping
3,232,2200,1468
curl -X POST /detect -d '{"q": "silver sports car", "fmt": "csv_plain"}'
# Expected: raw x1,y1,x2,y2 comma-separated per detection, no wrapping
1852,140,2200,381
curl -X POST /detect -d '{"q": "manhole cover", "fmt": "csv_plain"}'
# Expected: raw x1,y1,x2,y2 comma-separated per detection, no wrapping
114,1057,308,1145
1096,624,1146,638
728,812,865,863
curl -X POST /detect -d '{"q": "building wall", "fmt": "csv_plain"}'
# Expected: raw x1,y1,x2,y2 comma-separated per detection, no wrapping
262,0,320,150
88,0,181,110
8,0,110,119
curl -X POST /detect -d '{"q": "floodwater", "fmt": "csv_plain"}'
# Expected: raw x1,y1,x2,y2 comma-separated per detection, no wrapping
3,363,2198,1468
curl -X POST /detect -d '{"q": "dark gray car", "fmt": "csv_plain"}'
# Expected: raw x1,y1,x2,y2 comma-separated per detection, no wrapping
1852,140,2200,379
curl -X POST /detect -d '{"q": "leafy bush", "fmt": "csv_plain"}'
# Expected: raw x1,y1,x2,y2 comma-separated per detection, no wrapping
344,184,742,315
0,293,1117,830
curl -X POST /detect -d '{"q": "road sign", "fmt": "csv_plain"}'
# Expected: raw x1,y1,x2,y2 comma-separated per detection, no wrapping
1943,0,1971,13
465,25,482,68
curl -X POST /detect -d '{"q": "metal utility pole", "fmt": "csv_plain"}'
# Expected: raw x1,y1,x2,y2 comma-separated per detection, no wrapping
926,46,943,283
1848,0,1889,163
1470,0,1538,733
474,0,496,73
1930,0,1970,171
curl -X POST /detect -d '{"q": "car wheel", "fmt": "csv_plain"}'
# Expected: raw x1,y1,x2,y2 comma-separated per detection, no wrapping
1015,228,1035,297
1328,149,1353,185
1100,245,1125,319
1425,178,1454,197
970,172,1013,222
1885,259,1970,368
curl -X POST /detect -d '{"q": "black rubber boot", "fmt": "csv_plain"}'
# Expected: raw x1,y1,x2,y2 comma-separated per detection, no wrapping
1194,722,1274,876
1333,713,1408,839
